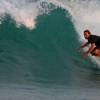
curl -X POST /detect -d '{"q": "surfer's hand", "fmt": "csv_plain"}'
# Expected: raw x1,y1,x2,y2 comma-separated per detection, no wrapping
83,52,88,58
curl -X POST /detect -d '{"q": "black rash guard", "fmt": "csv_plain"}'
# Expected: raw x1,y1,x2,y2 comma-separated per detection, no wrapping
88,35,100,47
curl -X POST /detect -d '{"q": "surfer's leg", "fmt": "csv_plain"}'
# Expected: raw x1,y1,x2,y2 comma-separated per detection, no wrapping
91,48,100,56
90,47,97,56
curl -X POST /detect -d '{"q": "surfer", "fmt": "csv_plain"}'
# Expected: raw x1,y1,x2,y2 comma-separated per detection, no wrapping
79,29,100,58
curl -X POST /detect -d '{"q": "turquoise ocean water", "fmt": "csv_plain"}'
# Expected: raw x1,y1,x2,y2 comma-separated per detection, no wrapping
0,0,100,100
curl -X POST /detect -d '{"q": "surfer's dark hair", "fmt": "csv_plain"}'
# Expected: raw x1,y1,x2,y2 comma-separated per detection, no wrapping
84,29,91,34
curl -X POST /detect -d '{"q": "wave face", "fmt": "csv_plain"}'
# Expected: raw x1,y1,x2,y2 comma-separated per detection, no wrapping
0,0,100,100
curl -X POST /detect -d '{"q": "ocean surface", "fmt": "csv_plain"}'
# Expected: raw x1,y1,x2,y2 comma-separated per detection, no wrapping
0,0,100,100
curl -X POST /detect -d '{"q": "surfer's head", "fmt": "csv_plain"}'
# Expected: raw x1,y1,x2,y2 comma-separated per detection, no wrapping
84,29,91,39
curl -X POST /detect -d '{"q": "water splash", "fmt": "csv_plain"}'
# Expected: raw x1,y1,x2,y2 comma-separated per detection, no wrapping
0,0,56,29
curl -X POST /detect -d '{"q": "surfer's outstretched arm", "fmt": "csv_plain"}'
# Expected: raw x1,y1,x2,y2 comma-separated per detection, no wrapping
78,42,89,50
83,43,95,58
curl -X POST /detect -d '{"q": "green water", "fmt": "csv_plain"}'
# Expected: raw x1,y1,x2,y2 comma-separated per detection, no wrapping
0,8,100,100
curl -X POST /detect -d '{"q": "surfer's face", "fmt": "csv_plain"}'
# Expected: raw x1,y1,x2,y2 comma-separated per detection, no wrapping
84,32,90,39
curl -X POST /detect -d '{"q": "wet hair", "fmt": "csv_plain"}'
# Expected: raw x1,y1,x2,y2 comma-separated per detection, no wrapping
84,29,91,34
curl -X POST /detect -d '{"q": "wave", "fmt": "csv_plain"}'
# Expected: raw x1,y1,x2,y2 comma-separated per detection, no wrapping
0,0,100,66
0,10,75,85
0,7,97,87
0,1,100,99
0,0,99,86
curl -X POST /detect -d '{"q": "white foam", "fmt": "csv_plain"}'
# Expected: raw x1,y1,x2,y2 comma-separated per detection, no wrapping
0,0,39,29
0,0,56,29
